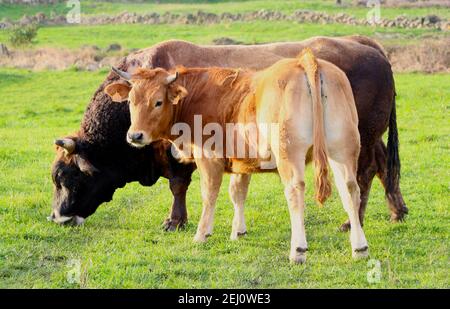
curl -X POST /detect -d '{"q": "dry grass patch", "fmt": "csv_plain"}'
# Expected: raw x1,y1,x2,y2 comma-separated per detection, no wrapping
386,38,450,73
0,46,123,71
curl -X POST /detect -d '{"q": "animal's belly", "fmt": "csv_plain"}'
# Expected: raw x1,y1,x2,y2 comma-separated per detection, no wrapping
225,148,313,174
226,158,277,174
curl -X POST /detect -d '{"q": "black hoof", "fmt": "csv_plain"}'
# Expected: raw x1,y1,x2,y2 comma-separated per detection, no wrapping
162,218,187,232
354,246,368,253
352,246,369,259
339,221,351,232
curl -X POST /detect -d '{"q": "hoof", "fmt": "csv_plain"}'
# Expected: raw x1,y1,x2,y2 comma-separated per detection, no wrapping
230,230,247,241
352,246,369,259
339,221,351,232
391,207,408,222
193,233,210,243
162,218,187,232
290,247,307,264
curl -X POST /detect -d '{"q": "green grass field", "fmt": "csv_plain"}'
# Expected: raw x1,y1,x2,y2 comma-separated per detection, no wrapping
0,68,448,288
0,0,449,289
0,21,443,50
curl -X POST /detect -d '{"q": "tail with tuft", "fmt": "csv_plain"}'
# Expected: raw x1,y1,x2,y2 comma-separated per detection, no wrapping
297,48,332,205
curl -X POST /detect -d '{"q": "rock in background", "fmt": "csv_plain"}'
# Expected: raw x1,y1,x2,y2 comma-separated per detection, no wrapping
3,9,448,31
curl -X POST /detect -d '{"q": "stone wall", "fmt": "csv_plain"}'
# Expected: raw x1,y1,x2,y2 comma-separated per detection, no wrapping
1,9,448,31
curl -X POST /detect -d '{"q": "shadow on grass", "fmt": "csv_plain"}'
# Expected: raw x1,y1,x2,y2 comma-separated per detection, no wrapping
0,71,31,89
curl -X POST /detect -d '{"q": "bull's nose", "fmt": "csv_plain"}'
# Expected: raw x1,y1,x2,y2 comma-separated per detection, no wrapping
128,132,143,143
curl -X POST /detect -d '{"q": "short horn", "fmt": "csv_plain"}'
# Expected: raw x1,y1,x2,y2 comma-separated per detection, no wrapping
55,138,76,154
111,67,131,80
165,72,179,85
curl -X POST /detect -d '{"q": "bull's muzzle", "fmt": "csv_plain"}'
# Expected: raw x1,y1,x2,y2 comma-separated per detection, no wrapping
47,212,85,226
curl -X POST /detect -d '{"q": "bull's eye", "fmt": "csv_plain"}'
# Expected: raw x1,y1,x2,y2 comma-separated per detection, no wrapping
155,100,163,107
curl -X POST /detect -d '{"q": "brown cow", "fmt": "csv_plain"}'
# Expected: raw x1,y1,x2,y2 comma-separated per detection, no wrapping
114,37,407,230
104,49,369,263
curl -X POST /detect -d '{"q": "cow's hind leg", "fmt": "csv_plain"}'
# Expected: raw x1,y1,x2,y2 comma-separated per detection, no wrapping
340,145,377,232
340,140,409,232
374,141,408,222
229,173,251,240
329,158,369,258
276,150,308,264
193,159,224,243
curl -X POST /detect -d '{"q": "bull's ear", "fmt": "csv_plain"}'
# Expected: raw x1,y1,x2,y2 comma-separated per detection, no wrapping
104,82,131,102
168,85,188,105
74,155,99,176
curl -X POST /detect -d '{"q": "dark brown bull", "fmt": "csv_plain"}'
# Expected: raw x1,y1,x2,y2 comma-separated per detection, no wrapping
50,36,407,230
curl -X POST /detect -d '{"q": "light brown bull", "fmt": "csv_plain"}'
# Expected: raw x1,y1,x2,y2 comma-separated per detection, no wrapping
105,49,369,263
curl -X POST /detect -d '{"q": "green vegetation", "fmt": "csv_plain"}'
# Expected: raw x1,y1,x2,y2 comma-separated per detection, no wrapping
1,0,449,21
7,24,39,47
0,68,448,288
0,0,448,289
0,21,444,50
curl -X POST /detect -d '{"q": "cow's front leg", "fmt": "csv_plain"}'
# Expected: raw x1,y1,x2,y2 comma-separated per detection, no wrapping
193,159,224,243
163,178,189,231
229,173,251,240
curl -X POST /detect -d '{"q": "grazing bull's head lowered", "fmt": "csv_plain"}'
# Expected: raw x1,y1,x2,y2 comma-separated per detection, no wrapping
49,137,119,225
48,66,184,227
105,67,187,148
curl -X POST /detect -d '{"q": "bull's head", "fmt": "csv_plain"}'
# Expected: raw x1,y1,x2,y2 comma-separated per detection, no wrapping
104,67,188,148
49,136,116,225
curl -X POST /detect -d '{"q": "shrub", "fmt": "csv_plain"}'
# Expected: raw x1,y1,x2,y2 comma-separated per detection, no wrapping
8,24,39,47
